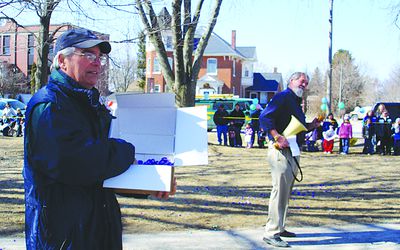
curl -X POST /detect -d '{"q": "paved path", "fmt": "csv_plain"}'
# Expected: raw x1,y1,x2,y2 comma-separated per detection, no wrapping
1,223,399,250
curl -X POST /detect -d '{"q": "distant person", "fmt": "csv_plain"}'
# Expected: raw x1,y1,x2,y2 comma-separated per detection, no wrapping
362,118,375,155
229,103,245,147
259,72,320,248
392,118,400,155
375,103,387,117
15,108,24,137
305,128,318,152
213,104,229,146
322,113,338,132
23,28,175,249
2,102,16,119
363,110,378,152
244,123,253,148
322,125,336,154
250,104,263,147
227,122,237,147
376,111,393,155
338,114,353,155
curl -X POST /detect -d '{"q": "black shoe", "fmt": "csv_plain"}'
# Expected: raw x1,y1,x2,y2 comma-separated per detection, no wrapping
263,236,289,248
279,230,296,237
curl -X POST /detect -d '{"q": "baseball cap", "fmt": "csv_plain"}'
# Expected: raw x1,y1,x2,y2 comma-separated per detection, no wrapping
54,28,111,54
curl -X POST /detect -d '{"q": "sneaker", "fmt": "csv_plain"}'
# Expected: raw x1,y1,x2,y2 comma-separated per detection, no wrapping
340,152,346,155
279,230,296,237
263,236,289,248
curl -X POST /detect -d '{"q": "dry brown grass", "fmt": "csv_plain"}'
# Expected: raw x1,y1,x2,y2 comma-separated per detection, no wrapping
1,134,399,238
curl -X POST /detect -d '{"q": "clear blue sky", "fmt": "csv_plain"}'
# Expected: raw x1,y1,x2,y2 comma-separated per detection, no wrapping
210,0,400,82
5,0,400,82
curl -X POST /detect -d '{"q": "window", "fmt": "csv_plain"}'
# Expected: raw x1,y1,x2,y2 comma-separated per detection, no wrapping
207,58,217,75
153,58,160,73
165,36,173,50
2,35,10,55
154,84,161,93
28,35,34,66
168,57,173,68
232,60,236,77
244,66,249,77
147,58,151,73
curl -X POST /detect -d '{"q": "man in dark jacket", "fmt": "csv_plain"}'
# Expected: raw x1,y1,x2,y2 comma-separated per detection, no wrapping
213,104,229,145
229,103,245,147
23,28,173,250
259,72,319,248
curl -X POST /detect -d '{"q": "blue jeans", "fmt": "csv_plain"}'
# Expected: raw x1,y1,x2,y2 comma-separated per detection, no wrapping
341,138,350,154
216,125,228,145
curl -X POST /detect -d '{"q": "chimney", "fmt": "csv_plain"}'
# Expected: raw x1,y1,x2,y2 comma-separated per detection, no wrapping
231,30,236,50
273,67,277,73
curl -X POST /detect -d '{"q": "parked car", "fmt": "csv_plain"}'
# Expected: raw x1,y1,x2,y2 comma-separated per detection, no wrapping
195,97,253,131
0,98,27,116
373,102,400,120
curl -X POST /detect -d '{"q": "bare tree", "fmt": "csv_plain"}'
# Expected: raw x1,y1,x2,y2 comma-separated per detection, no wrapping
331,50,365,112
109,46,137,93
136,0,223,107
136,30,146,91
0,62,26,97
304,67,326,116
1,1,63,91
382,65,400,101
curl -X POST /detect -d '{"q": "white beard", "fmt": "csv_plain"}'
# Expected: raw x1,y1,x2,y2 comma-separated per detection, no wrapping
293,87,304,97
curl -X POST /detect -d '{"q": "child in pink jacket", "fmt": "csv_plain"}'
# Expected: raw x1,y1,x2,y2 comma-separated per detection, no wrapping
338,114,353,154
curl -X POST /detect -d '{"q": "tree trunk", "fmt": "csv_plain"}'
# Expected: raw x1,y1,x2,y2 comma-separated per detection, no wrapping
34,16,51,92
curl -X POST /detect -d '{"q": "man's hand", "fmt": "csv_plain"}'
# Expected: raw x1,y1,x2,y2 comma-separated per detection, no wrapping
152,177,177,200
274,135,289,149
308,117,321,130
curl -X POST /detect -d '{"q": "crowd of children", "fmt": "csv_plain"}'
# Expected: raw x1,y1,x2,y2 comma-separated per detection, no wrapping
304,104,400,156
214,103,400,156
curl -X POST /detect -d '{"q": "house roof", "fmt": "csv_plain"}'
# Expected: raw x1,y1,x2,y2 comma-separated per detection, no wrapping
236,47,257,60
157,7,172,29
246,73,279,92
154,11,256,60
198,29,256,60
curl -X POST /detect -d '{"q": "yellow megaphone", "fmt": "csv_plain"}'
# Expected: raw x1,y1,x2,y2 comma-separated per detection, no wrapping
282,115,307,137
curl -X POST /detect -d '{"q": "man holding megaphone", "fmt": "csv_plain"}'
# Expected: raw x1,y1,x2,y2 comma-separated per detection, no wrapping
259,72,320,248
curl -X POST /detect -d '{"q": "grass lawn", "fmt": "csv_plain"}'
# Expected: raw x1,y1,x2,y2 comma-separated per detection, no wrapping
0,134,399,237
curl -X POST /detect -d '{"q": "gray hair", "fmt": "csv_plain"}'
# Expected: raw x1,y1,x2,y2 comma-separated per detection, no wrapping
287,72,309,85
51,47,76,71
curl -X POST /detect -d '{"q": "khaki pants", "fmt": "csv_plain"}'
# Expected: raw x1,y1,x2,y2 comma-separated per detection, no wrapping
264,142,299,237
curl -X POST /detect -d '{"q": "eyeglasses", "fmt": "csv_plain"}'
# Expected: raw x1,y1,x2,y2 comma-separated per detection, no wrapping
73,51,108,65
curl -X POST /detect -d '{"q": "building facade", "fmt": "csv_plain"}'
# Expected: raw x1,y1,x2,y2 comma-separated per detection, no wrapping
0,20,110,93
145,8,257,97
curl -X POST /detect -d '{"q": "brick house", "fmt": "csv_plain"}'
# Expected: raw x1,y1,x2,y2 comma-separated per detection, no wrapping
0,20,109,93
145,8,257,97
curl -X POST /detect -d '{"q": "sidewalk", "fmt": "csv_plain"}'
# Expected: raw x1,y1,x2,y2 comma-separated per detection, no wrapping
1,223,399,250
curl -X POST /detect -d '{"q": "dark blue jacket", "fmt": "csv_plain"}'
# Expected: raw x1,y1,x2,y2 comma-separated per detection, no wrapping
259,88,306,146
23,70,134,250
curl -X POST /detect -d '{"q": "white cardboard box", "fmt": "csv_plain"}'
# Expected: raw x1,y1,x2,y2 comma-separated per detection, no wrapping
103,93,208,193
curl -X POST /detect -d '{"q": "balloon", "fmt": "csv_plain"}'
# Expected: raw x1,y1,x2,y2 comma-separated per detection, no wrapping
250,104,256,110
252,98,259,105
321,97,328,104
338,102,345,110
320,103,327,111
